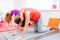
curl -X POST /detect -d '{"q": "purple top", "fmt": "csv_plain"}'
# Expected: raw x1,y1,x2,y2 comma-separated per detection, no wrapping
11,9,20,16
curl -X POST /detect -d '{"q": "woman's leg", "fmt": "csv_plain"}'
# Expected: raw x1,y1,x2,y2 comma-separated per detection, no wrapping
34,22,38,32
34,16,43,32
36,17,44,32
34,16,50,33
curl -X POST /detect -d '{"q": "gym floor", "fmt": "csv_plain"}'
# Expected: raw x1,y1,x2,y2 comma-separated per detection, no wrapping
0,28,60,40
29,29,60,40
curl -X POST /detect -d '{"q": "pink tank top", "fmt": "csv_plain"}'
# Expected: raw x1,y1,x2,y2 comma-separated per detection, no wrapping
23,8,41,22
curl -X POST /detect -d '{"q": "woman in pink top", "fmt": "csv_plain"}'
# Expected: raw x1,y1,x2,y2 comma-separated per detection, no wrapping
14,8,47,40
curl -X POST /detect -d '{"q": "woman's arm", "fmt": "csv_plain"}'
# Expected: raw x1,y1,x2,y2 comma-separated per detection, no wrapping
20,11,30,39
20,9,25,21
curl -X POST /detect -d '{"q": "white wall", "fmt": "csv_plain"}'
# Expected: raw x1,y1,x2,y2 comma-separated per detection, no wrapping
0,0,24,13
14,0,25,9
25,0,52,10
0,0,15,19
24,0,59,10
0,0,15,13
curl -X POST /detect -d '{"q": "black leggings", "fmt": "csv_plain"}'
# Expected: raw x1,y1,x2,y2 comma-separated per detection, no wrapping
21,18,25,27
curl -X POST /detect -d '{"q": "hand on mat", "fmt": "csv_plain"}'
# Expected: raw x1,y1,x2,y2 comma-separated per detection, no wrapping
12,33,17,36
15,37,22,40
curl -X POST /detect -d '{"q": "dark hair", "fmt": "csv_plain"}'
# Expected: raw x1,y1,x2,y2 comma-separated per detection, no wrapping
14,17,21,24
14,17,25,27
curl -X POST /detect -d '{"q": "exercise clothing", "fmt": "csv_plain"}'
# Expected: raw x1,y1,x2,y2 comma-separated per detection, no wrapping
23,8,41,22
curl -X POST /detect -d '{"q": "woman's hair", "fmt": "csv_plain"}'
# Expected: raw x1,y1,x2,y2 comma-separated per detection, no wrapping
5,12,12,23
14,17,21,24
14,13,21,24
14,14,25,27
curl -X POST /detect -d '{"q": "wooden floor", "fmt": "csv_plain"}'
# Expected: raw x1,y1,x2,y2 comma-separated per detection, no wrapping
28,29,60,40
